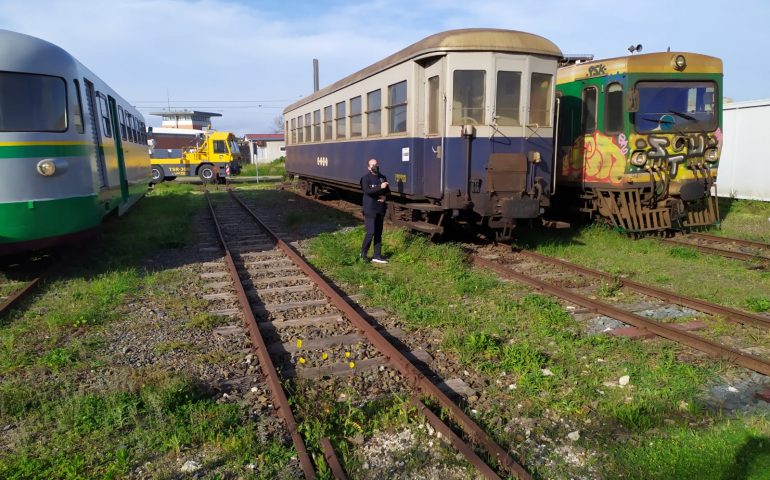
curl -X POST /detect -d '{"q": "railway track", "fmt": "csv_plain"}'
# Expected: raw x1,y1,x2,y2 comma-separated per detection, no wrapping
0,254,57,318
662,232,770,266
199,188,532,479
472,247,770,377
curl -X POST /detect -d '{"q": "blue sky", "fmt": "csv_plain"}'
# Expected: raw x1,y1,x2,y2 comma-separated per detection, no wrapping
1,0,767,134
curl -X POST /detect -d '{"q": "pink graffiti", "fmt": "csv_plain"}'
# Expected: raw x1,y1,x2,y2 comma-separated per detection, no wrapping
714,127,723,148
617,133,629,156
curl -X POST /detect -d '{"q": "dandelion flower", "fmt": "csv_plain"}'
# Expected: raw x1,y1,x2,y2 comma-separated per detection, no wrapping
321,352,328,360
349,361,355,369
298,357,306,364
296,339,303,349
345,351,351,358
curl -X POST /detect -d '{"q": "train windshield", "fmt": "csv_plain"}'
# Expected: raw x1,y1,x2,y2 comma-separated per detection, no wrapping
0,72,67,132
633,81,717,133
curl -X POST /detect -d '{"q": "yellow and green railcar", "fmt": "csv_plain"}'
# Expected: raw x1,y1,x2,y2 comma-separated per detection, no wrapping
554,52,723,232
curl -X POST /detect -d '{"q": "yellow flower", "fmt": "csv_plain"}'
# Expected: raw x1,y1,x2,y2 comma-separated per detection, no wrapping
345,351,351,358
296,339,303,349
298,357,306,364
321,352,328,360
349,361,355,369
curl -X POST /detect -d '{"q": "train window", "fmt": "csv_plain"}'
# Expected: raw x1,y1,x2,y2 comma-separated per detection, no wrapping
605,83,624,133
388,80,407,133
313,110,321,141
213,140,227,154
366,89,381,136
350,96,362,138
581,86,598,134
297,115,304,143
97,93,112,137
289,118,296,144
72,79,85,134
118,106,127,140
336,101,346,139
529,73,552,126
452,71,485,126
285,121,289,144
428,76,440,134
323,105,333,140
495,71,521,126
125,113,134,142
133,117,140,143
0,72,67,132
304,112,311,142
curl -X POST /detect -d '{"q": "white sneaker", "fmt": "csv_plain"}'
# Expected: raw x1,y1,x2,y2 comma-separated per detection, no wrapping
371,257,388,264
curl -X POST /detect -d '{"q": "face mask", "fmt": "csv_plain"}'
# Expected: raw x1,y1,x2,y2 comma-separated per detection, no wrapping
370,165,380,175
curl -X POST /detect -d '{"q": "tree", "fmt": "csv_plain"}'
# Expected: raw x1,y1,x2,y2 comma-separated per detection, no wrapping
270,115,284,134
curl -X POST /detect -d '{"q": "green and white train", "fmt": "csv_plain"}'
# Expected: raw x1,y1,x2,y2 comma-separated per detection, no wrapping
0,29,150,255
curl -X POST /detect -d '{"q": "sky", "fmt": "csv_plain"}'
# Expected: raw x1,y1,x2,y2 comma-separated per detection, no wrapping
1,0,768,135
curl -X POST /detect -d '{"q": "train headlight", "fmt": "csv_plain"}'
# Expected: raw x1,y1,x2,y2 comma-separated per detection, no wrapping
36,159,56,176
704,148,719,163
672,54,687,71
630,151,647,167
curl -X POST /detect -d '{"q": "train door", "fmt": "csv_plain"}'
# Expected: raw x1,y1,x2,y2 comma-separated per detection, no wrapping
522,57,556,170
83,79,108,190
579,84,598,190
421,56,445,198
107,97,129,201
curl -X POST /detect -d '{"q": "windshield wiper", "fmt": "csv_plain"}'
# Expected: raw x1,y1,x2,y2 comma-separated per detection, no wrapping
668,109,697,121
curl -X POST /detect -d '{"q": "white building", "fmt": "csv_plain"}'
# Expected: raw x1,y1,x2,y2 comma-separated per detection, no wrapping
244,133,285,164
718,99,770,201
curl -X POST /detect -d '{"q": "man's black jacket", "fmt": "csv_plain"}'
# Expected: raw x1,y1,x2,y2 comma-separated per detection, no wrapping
360,171,390,216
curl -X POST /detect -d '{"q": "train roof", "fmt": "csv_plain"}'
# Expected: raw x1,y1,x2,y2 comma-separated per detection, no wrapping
0,29,145,121
0,29,78,75
285,28,562,113
557,51,722,85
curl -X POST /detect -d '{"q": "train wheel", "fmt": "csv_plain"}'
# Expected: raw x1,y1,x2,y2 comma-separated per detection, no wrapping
151,166,164,184
198,165,215,183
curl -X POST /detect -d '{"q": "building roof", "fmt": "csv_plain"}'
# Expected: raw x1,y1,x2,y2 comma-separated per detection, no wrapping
150,110,222,118
244,133,285,141
724,98,770,110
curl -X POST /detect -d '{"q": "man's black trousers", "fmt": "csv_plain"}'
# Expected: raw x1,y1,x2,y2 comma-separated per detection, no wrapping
361,213,384,258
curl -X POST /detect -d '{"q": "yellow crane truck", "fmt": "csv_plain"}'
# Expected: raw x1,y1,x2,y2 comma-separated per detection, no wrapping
150,130,242,183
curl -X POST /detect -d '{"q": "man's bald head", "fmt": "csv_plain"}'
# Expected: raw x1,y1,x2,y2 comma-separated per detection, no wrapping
368,158,378,169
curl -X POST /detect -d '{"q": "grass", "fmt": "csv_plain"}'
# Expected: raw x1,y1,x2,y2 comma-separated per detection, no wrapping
304,219,770,478
515,221,770,312
0,182,295,478
0,376,295,479
605,415,770,480
240,156,286,177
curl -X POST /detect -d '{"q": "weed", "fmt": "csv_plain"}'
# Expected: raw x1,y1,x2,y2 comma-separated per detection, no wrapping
40,346,80,372
745,296,770,312
668,246,699,259
187,312,228,329
597,277,624,298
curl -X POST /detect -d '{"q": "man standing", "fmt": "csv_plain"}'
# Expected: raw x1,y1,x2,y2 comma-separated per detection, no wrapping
360,158,390,263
